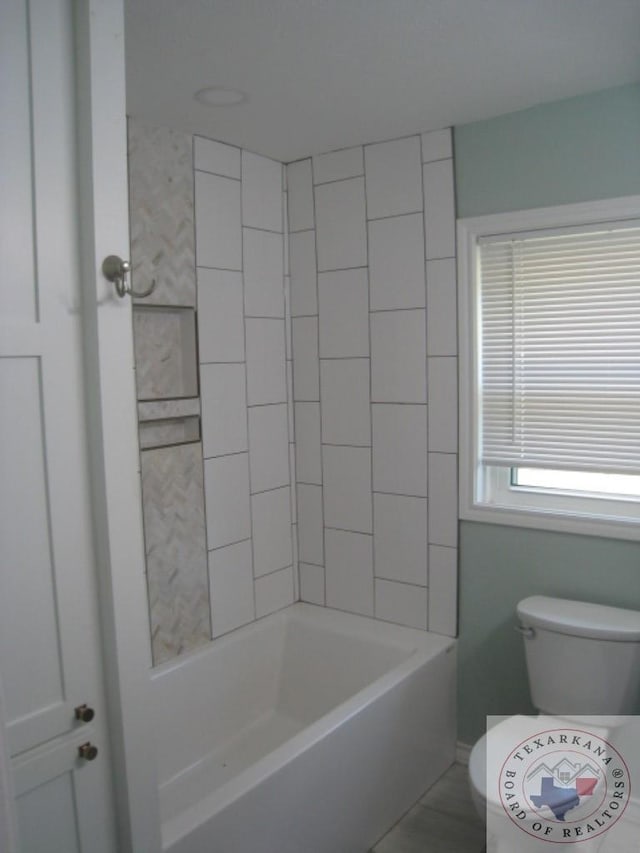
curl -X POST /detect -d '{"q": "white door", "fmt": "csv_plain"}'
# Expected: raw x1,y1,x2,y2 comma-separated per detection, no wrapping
0,0,120,849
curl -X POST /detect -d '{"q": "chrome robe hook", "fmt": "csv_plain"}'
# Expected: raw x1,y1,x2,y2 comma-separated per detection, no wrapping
102,255,156,298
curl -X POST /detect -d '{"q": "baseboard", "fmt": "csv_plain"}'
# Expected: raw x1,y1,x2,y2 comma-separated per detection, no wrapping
456,741,472,766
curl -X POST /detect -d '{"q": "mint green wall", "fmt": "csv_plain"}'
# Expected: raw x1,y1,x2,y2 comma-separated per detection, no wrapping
458,523,640,745
454,83,640,746
454,83,640,218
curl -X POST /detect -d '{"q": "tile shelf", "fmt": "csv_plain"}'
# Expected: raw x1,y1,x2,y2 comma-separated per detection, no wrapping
139,415,201,451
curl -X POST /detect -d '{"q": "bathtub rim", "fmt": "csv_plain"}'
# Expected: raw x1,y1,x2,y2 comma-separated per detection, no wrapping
156,603,456,849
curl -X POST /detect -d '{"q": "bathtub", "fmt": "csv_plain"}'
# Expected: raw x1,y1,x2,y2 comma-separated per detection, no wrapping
151,603,457,853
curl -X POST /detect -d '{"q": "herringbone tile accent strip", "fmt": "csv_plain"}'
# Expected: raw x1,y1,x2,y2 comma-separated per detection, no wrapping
141,442,211,665
128,118,195,308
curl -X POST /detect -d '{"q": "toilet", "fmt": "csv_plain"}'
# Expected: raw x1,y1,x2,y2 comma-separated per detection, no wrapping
468,596,640,852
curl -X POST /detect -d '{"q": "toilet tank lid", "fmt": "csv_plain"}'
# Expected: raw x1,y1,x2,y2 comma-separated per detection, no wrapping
517,596,640,641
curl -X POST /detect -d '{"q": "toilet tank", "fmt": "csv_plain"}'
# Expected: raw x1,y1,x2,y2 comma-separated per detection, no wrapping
517,596,640,715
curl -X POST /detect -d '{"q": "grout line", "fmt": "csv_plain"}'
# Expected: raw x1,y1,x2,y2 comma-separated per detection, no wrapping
250,482,291,497
369,306,426,315
246,400,288,409
282,179,298,598
374,574,428,589
320,442,371,450
312,173,365,188
288,226,316,236
243,223,283,236
319,355,369,363
373,488,428,500
310,157,327,606
194,167,241,183
420,132,430,631
324,525,373,536
363,157,377,620
317,264,368,274
367,208,423,223
207,536,252,553
239,152,258,623
422,155,454,166
192,135,215,640
203,448,249,462
254,563,293,582
197,263,243,274
243,314,286,321
363,129,423,150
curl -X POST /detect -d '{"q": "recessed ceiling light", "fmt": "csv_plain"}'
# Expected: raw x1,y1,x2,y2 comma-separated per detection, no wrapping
194,87,247,107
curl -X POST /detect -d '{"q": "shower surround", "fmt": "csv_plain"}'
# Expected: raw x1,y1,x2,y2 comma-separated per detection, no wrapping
128,118,458,665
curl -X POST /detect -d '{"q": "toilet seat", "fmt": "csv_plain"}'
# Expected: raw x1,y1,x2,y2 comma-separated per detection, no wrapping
468,715,640,852
469,715,618,808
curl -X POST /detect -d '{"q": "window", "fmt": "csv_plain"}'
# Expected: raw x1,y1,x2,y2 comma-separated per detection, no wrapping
458,196,640,540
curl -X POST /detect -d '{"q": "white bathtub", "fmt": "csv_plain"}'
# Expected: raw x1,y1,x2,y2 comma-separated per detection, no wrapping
151,603,457,853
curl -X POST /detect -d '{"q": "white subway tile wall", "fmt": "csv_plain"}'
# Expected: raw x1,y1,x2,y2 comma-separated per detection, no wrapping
289,230,317,316
286,159,315,232
318,268,370,358
320,359,371,446
294,402,323,484
323,445,373,534
243,228,285,318
368,213,426,310
197,269,245,363
209,540,254,638
297,483,324,566
325,529,374,617
248,404,290,493
291,316,320,400
375,578,428,631
196,137,294,637
251,487,293,578
245,318,287,405
315,177,367,271
189,128,456,641
286,128,458,636
195,171,242,270
255,566,295,619
194,136,241,179
133,124,457,653
373,492,428,586
299,562,325,605
204,453,252,548
312,146,364,185
372,404,428,497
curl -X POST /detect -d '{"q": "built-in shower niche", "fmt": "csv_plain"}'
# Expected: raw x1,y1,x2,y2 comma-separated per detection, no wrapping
133,304,198,401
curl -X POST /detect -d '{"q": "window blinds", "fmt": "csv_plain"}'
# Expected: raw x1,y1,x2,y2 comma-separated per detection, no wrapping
478,223,640,475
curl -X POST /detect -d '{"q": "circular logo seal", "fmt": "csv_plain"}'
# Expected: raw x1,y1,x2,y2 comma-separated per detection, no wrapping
498,727,630,844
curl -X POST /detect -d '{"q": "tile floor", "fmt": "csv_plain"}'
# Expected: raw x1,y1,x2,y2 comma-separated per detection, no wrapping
372,763,486,853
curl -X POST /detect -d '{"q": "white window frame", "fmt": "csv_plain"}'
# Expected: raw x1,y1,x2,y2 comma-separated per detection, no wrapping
458,195,640,542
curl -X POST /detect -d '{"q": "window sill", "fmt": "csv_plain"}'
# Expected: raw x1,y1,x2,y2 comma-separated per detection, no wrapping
460,500,640,543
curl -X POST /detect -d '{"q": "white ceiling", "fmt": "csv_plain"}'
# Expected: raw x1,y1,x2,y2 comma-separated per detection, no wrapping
125,0,640,163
